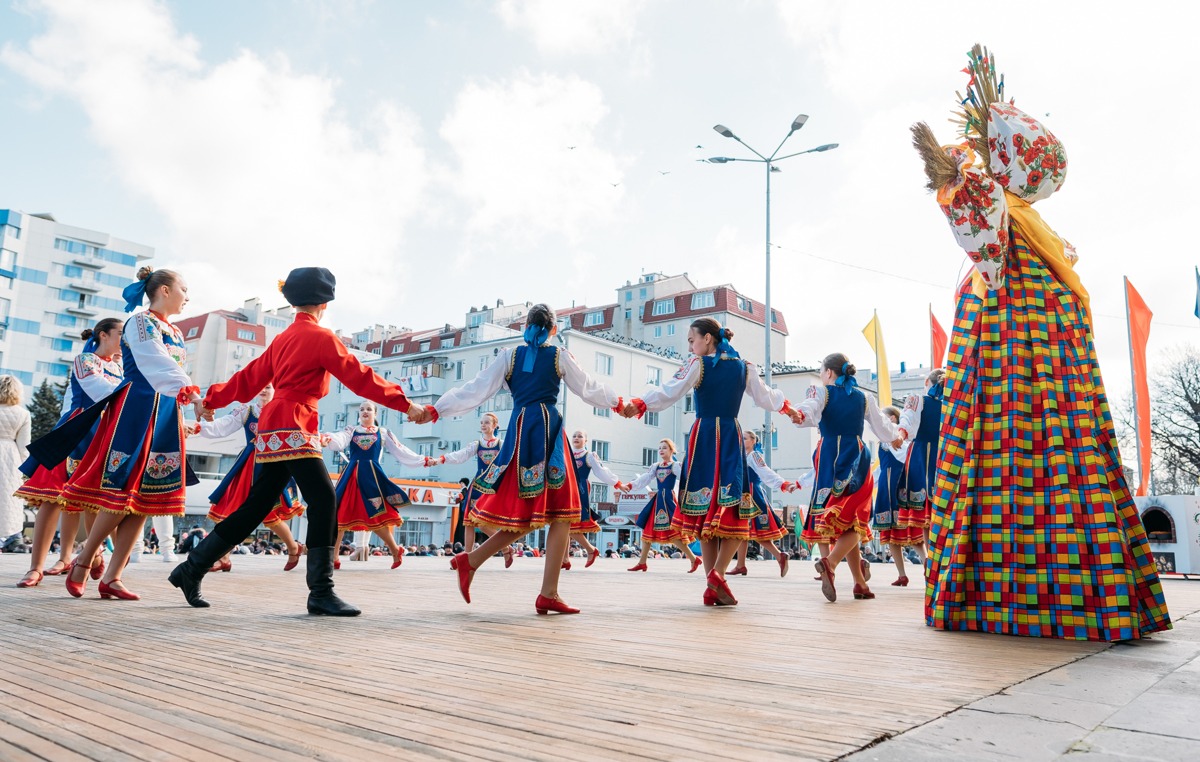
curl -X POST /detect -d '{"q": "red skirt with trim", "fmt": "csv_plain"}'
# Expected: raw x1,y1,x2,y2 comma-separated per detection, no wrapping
472,455,581,534
877,525,924,546
816,469,875,542
208,459,304,525
748,507,787,543
15,460,71,507
570,516,601,532
337,469,405,532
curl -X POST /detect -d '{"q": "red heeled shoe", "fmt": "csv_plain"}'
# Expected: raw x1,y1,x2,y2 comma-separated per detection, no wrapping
561,559,572,571
627,562,648,572
17,570,43,588
208,557,232,573
503,546,514,568
705,570,737,606
777,555,789,578
44,559,70,576
534,594,579,615
284,544,305,572
688,556,702,574
891,575,909,587
585,548,600,568
814,559,837,602
65,559,93,598
98,580,141,601
728,565,748,576
91,555,106,581
860,559,871,582
391,545,405,570
853,583,875,600
334,556,341,570
702,586,734,607
453,552,474,603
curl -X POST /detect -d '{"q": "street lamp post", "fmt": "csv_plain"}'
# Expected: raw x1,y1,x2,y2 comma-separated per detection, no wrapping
705,117,837,467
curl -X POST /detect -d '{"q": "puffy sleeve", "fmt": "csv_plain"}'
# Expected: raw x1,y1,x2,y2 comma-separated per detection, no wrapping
636,357,701,413
205,344,275,411
865,394,901,442
381,428,429,467
938,168,1010,290
197,405,248,439
747,449,787,491
627,466,657,493
321,336,411,413
793,384,827,428
558,348,622,410
743,362,793,415
73,353,121,401
440,439,479,466
126,313,197,400
585,451,622,488
324,426,354,452
15,408,30,456
898,394,924,441
433,348,511,419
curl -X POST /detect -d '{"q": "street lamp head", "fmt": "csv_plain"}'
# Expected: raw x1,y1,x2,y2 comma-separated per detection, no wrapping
706,156,732,164
815,143,839,152
790,114,809,132
713,124,737,139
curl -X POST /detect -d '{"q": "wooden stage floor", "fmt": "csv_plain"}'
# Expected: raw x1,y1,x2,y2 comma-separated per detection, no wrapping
3,554,1198,761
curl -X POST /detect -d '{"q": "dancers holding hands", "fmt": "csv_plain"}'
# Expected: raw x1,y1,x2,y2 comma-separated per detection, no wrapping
624,438,701,574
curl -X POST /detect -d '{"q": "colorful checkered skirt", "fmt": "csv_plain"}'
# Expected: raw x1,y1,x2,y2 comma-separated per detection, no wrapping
927,232,1171,641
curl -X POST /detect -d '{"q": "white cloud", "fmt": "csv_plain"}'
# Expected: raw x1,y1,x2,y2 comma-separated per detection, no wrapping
496,0,645,56
1,0,429,324
439,70,629,244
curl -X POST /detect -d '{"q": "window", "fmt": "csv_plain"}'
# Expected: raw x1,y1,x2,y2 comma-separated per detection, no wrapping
468,313,485,327
51,338,73,352
419,341,430,352
455,361,463,380
684,396,694,413
186,326,198,338
638,287,647,299
0,298,10,323
450,440,461,452
772,430,779,450
11,318,39,334
647,367,661,385
52,238,137,266
653,325,662,338
771,310,779,324
644,411,660,427
591,440,610,460
595,353,613,375
63,265,83,278
36,361,71,376
392,344,404,355
624,309,631,320
691,291,715,310
443,337,455,348
642,448,656,467
479,355,490,370
236,329,255,341
592,484,609,503
737,296,753,313
593,406,611,418
625,291,632,302
18,267,48,285
0,248,16,273
667,325,675,336
652,299,674,316
0,224,20,240
583,311,604,327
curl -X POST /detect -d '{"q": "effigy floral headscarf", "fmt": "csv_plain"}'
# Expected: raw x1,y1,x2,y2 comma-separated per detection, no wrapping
911,44,1084,308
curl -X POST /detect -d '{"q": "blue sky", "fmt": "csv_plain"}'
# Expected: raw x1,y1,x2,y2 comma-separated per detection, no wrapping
1,0,1196,404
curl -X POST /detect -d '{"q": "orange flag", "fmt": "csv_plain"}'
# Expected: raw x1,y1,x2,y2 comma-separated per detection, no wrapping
1124,278,1153,496
930,307,948,368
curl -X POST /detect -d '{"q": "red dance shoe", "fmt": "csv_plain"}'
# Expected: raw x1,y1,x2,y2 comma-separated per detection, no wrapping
853,583,875,600
627,562,648,572
535,594,580,615
453,552,474,604
891,575,909,587
728,565,748,576
561,559,572,571
65,559,93,598
503,546,514,568
777,555,789,578
705,570,737,606
860,558,871,582
702,587,734,607
284,544,305,572
208,558,232,573
334,556,341,570
688,556,702,574
98,580,141,601
44,559,70,576
391,545,405,570
17,570,43,588
814,559,837,602
91,555,106,581
586,548,600,568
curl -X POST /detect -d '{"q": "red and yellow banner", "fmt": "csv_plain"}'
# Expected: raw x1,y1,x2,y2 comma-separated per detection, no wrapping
1124,277,1153,497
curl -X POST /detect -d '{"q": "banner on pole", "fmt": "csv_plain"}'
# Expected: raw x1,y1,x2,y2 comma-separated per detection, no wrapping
862,311,891,404
930,307,948,369
1125,277,1153,497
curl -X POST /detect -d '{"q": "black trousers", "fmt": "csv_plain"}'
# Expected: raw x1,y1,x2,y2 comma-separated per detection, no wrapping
214,458,337,548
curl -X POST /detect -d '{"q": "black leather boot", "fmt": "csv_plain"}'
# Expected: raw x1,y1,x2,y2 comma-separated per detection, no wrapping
168,532,235,608
306,546,361,616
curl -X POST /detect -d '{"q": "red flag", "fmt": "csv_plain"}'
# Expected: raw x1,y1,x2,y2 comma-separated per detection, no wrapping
1124,278,1153,496
930,307,948,368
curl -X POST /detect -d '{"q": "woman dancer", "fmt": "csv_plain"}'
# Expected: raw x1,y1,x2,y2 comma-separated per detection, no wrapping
439,413,509,563
426,304,622,615
169,267,421,616
16,320,122,588
323,399,432,569
194,383,305,573
871,405,916,586
563,429,627,570
727,430,797,578
625,438,701,574
793,353,903,602
893,369,947,579
31,268,204,601
622,319,798,606
909,46,1169,639
0,377,30,554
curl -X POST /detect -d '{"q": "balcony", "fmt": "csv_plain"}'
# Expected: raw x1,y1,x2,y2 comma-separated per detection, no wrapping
66,305,98,317
72,256,106,270
70,280,102,294
400,419,442,440
394,375,447,399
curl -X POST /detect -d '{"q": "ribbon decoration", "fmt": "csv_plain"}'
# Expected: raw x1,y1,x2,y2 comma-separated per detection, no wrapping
121,279,147,313
520,325,550,373
834,362,859,395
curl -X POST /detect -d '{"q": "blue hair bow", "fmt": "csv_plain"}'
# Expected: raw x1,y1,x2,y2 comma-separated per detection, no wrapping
82,336,99,354
716,338,740,359
121,279,147,313
752,441,764,453
929,380,945,399
520,325,550,373
834,362,859,395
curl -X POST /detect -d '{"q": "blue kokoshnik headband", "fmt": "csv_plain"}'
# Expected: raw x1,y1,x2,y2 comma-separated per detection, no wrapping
835,362,859,395
520,324,550,373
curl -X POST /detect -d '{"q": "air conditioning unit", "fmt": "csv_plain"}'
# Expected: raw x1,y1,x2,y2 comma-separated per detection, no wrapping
437,440,449,450
441,361,454,370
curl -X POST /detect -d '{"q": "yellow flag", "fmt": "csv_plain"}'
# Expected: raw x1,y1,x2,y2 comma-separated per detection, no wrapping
861,311,891,405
